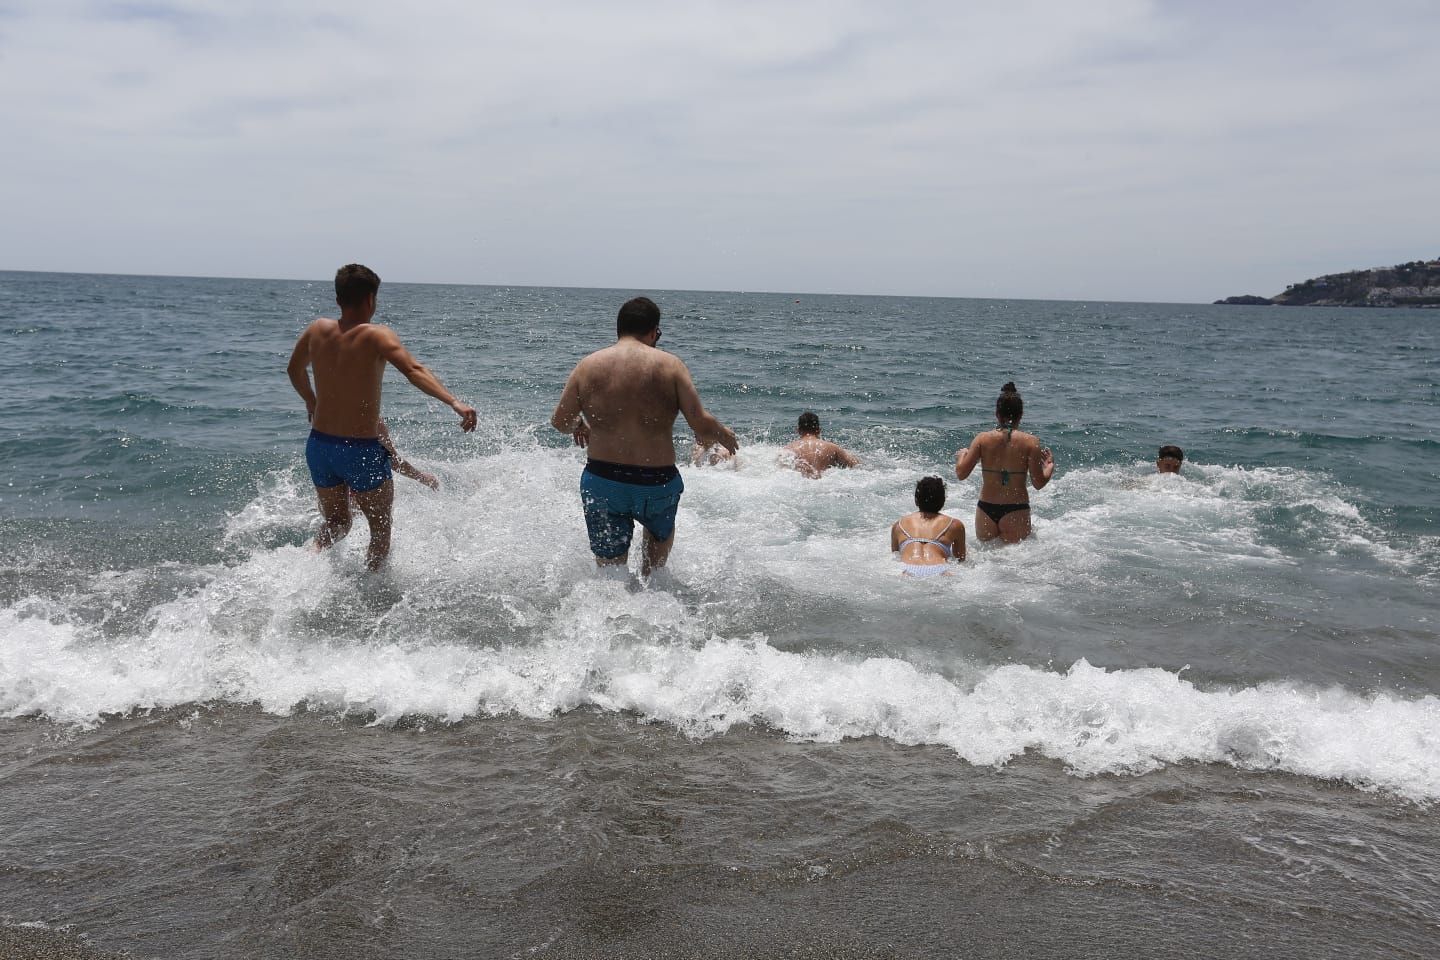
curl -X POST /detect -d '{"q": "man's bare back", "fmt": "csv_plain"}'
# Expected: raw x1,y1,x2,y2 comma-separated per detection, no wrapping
782,435,861,478
293,319,389,437
551,339,736,467
290,320,477,439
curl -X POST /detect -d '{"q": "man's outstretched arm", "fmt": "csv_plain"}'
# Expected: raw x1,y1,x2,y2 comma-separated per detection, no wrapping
376,329,477,431
675,362,737,453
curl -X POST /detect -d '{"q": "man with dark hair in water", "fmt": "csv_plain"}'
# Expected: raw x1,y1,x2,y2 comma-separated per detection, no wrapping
780,411,861,478
551,296,737,576
1157,445,1184,474
287,263,476,569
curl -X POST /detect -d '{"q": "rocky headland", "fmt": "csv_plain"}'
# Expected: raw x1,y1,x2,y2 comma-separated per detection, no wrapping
1216,258,1440,307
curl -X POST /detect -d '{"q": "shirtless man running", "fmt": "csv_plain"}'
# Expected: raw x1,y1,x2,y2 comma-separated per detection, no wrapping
550,296,737,575
287,264,477,569
780,411,861,478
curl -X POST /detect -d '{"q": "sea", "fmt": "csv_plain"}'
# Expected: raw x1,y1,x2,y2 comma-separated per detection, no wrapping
1,270,1437,959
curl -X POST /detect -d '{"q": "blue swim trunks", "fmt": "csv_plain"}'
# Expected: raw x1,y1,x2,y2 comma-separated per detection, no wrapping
580,460,684,559
305,430,392,492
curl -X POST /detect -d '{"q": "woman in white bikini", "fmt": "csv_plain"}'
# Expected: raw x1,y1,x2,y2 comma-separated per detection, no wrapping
954,382,1054,544
890,476,966,577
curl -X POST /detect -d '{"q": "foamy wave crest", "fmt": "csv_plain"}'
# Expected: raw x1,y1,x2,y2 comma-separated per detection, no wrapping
4,582,1440,801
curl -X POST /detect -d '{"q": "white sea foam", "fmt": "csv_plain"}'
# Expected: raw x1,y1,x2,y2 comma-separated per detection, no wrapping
3,441,1439,800
5,590,1440,800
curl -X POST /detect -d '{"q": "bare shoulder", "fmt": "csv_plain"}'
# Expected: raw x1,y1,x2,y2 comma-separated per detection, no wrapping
358,322,400,344
660,349,693,377
573,345,615,375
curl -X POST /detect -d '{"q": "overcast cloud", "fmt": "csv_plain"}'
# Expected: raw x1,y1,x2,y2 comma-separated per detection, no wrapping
2,0,1437,301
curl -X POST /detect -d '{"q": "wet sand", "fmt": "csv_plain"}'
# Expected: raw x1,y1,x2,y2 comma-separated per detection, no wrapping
2,707,1435,959
0,925,130,960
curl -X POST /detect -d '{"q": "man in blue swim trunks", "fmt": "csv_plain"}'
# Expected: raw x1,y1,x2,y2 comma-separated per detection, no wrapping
550,296,737,576
287,264,477,569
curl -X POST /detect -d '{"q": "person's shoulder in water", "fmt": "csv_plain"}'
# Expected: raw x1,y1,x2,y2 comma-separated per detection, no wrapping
780,411,861,477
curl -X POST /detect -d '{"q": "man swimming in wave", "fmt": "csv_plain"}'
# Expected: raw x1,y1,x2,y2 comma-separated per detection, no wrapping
779,412,861,477
550,296,737,576
287,264,477,569
1157,444,1184,474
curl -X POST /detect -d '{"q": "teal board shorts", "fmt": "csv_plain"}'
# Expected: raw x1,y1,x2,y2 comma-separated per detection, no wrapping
580,459,684,559
306,430,392,493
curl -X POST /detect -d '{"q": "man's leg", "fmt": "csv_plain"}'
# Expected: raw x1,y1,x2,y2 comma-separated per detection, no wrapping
640,529,674,577
350,479,395,570
581,472,632,569
638,480,682,577
312,485,352,550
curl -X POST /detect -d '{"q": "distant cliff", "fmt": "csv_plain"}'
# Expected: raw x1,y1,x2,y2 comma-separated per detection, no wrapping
1216,258,1440,307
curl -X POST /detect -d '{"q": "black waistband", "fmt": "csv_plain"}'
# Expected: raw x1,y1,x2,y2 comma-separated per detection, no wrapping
309,429,382,447
584,459,679,486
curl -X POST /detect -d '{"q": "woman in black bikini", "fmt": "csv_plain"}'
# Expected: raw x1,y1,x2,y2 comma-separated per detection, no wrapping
954,383,1054,543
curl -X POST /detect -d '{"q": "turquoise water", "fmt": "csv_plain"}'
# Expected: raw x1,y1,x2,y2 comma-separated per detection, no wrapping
2,270,1439,958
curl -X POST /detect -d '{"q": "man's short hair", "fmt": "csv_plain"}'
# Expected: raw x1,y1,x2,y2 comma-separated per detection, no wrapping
617,296,661,337
335,264,380,308
915,476,946,513
1158,445,1184,462
797,412,821,435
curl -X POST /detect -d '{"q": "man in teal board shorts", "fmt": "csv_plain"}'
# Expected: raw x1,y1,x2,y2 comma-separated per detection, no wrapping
550,297,737,576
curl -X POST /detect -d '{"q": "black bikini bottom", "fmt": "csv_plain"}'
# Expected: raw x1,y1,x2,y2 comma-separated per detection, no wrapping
977,500,1030,524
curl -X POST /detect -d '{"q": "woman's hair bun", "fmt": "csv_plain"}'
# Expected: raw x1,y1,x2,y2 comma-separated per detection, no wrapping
1000,382,1018,393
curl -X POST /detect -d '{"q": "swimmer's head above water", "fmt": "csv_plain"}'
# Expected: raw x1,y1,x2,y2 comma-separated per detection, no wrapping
915,475,946,513
1157,445,1184,474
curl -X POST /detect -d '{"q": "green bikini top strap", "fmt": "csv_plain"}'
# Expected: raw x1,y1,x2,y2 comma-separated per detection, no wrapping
981,466,1014,485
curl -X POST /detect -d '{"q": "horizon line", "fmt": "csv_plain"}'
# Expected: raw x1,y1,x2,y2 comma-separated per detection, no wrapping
0,267,1211,307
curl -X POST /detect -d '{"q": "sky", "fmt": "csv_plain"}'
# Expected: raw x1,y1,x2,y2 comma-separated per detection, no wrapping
2,1,1437,302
